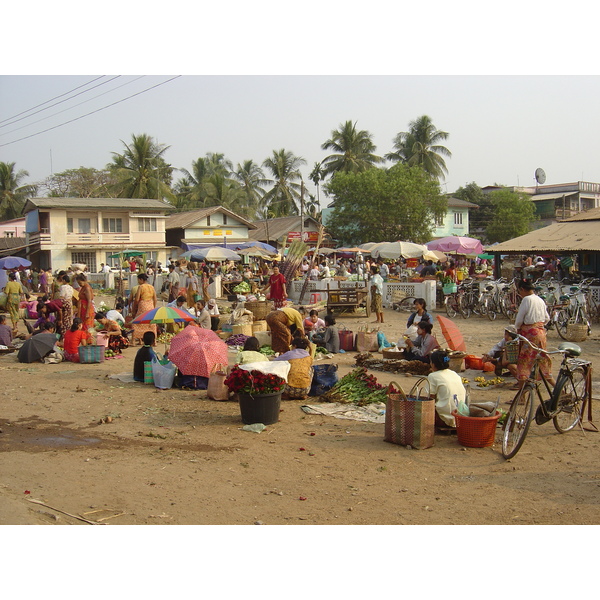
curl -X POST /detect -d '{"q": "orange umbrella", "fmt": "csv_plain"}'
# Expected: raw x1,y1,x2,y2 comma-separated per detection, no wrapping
168,325,229,376
436,315,467,352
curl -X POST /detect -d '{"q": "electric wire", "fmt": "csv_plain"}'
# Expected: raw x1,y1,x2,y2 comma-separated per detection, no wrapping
0,76,182,149
0,76,122,129
0,76,146,138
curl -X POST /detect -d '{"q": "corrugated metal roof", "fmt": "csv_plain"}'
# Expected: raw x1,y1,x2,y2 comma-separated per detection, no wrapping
561,206,600,222
446,197,478,208
250,216,321,243
24,197,173,212
530,192,577,201
486,219,600,253
165,206,256,230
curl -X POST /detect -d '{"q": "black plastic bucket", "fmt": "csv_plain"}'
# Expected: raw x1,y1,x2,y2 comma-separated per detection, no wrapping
238,392,281,425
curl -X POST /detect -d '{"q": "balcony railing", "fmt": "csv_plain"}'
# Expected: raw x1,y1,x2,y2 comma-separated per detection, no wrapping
27,231,165,247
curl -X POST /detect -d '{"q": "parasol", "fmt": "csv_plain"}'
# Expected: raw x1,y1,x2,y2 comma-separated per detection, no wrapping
422,249,447,262
167,325,229,377
235,246,277,258
370,241,428,259
0,256,32,270
189,247,241,262
17,333,57,363
335,247,364,253
132,306,196,324
427,236,484,256
436,315,467,352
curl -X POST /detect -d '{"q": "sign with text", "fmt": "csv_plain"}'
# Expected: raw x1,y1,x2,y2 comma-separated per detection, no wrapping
287,231,319,243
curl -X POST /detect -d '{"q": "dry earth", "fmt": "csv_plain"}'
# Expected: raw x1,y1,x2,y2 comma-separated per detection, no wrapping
1,297,599,527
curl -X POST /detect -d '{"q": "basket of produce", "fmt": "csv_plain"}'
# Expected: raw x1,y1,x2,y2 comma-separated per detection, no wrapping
452,409,501,448
382,347,404,360
245,300,271,321
448,351,466,373
232,323,253,336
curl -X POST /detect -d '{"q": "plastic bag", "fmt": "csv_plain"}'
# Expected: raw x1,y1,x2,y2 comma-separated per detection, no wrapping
151,355,177,389
239,360,291,382
309,364,339,396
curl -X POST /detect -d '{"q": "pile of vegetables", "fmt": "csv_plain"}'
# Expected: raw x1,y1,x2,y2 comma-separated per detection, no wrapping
225,333,249,347
259,345,275,356
233,281,251,293
315,346,329,356
157,332,176,345
320,367,395,406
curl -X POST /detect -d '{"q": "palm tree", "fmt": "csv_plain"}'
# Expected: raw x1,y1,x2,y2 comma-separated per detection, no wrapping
385,115,452,180
262,149,306,217
109,133,175,200
202,173,246,214
305,193,321,220
309,161,325,207
205,152,233,178
0,162,37,220
178,157,209,207
320,120,383,177
233,159,269,220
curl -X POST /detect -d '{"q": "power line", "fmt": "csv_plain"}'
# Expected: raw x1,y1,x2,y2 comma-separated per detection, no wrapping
0,75,107,125
0,75,122,129
0,76,146,138
0,76,182,149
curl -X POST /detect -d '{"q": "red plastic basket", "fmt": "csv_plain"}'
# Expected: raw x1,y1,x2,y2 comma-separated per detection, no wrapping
465,355,483,370
452,410,501,448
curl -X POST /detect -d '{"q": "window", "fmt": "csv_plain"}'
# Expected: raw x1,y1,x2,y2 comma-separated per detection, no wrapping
222,214,228,225
103,217,123,232
434,214,445,227
138,218,157,232
71,252,96,272
67,218,73,233
453,212,463,226
78,218,91,234
206,215,211,227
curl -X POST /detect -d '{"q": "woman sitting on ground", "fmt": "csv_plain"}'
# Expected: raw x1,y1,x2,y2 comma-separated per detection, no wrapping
427,349,466,428
406,298,433,329
303,309,325,340
94,311,130,354
60,317,88,362
403,321,439,363
235,336,269,365
273,336,314,400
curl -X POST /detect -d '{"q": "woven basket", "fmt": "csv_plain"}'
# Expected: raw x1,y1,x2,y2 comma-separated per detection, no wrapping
505,340,519,364
245,300,271,321
452,410,501,448
382,348,404,359
566,322,588,342
251,320,267,333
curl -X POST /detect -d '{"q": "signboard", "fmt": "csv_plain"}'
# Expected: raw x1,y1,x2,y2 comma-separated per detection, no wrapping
406,258,419,268
287,231,319,243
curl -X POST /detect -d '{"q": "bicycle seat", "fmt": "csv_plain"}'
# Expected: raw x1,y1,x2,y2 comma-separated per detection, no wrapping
569,286,579,292
485,285,493,291
558,342,582,357
559,295,570,302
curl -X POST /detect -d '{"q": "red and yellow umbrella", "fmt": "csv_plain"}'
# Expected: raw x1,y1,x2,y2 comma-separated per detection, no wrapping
132,306,196,324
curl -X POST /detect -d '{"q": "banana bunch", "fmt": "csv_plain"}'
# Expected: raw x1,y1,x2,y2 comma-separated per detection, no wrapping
474,376,504,388
461,377,470,385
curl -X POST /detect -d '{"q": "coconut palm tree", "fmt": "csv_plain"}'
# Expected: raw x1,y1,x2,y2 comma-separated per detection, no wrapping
204,152,233,178
262,149,306,217
109,133,175,201
0,162,37,220
320,120,383,177
386,115,452,180
177,157,209,207
233,159,269,220
202,173,246,215
309,161,325,207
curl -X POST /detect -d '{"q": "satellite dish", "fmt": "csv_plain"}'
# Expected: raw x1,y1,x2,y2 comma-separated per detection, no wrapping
535,168,546,185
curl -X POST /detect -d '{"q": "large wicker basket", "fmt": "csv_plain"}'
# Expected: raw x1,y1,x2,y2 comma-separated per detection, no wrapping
565,321,588,342
245,300,271,321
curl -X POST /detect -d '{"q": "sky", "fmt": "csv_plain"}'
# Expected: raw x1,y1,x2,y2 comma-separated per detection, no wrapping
2,3,599,205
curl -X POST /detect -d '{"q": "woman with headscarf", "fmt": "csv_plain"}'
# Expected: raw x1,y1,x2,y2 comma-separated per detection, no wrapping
131,273,157,345
4,272,24,335
75,273,95,341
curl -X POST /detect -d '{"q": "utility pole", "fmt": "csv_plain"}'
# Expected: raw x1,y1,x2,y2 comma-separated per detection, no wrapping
300,180,305,236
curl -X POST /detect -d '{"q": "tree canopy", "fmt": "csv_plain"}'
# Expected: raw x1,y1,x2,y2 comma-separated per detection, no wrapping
325,164,447,246
485,189,536,243
0,162,37,221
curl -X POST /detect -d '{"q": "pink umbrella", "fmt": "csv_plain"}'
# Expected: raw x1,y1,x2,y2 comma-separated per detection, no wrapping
427,236,484,256
167,325,229,377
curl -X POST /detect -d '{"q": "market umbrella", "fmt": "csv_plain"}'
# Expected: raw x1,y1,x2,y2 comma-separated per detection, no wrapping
436,315,467,352
357,242,378,251
132,305,196,324
107,249,145,259
336,247,364,253
427,236,484,256
17,333,57,363
0,256,32,270
422,249,447,262
189,247,241,262
167,325,229,377
370,241,428,259
236,246,277,258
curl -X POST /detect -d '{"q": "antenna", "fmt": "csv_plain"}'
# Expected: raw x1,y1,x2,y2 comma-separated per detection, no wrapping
535,168,546,185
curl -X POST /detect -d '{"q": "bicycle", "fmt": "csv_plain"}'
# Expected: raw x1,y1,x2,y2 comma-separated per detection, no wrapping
501,334,591,459
552,286,591,342
444,284,467,319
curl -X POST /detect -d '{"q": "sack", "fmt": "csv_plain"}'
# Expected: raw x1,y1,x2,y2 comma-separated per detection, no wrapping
151,355,177,389
309,364,339,396
384,382,435,449
207,364,229,400
404,324,419,341
355,328,379,352
143,361,154,384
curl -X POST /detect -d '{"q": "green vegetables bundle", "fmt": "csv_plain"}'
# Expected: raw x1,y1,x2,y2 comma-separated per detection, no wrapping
233,281,251,293
259,345,275,356
320,367,394,406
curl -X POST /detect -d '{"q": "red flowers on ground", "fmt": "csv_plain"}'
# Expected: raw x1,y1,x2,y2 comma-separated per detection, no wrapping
224,366,286,395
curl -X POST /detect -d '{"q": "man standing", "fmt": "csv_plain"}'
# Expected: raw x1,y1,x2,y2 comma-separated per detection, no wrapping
378,260,389,281
167,264,180,303
369,265,384,324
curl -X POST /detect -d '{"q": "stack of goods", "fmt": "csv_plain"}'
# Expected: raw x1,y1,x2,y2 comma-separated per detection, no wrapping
355,352,431,376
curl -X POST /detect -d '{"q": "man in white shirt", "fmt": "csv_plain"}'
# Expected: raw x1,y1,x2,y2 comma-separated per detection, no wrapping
207,299,220,331
195,299,212,329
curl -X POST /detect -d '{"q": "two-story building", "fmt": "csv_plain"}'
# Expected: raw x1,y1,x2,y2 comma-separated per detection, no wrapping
23,197,173,271
430,197,478,239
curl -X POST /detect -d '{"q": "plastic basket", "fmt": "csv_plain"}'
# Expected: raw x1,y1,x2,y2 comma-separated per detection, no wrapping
443,283,457,295
452,410,501,448
78,344,105,364
505,340,519,364
465,355,483,370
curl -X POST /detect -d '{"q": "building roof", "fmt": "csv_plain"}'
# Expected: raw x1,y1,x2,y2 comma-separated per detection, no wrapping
446,197,478,208
250,216,322,243
486,210,600,253
165,206,256,230
0,236,28,256
23,197,174,212
529,191,578,202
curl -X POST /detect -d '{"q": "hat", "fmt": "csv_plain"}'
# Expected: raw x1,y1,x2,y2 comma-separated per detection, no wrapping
504,325,517,335
207,299,216,307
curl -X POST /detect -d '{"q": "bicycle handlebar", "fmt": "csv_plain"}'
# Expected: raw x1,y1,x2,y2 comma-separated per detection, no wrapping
511,333,570,357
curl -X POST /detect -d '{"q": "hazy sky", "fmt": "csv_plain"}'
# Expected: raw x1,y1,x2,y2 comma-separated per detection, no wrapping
2,5,598,203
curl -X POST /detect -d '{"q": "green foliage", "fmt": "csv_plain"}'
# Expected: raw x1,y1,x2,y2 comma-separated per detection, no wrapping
262,149,306,217
325,164,446,245
41,167,116,198
485,189,536,243
454,181,494,241
0,161,37,220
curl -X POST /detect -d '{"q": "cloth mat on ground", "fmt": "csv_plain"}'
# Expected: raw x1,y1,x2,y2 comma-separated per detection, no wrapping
301,402,386,423
109,372,137,383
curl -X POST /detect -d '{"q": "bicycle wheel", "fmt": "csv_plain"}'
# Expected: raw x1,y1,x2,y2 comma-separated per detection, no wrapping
459,293,471,318
502,384,535,459
502,296,517,322
555,309,570,340
445,296,458,318
487,298,498,321
478,296,488,317
396,296,416,312
553,367,585,433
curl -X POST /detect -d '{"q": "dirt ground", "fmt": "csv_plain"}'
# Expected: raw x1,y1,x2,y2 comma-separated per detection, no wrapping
1,296,599,527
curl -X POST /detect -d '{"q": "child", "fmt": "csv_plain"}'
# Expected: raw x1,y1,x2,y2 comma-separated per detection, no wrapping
303,309,325,340
60,317,88,362
133,331,157,382
236,336,269,365
482,325,518,378
427,349,466,428
321,314,340,354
